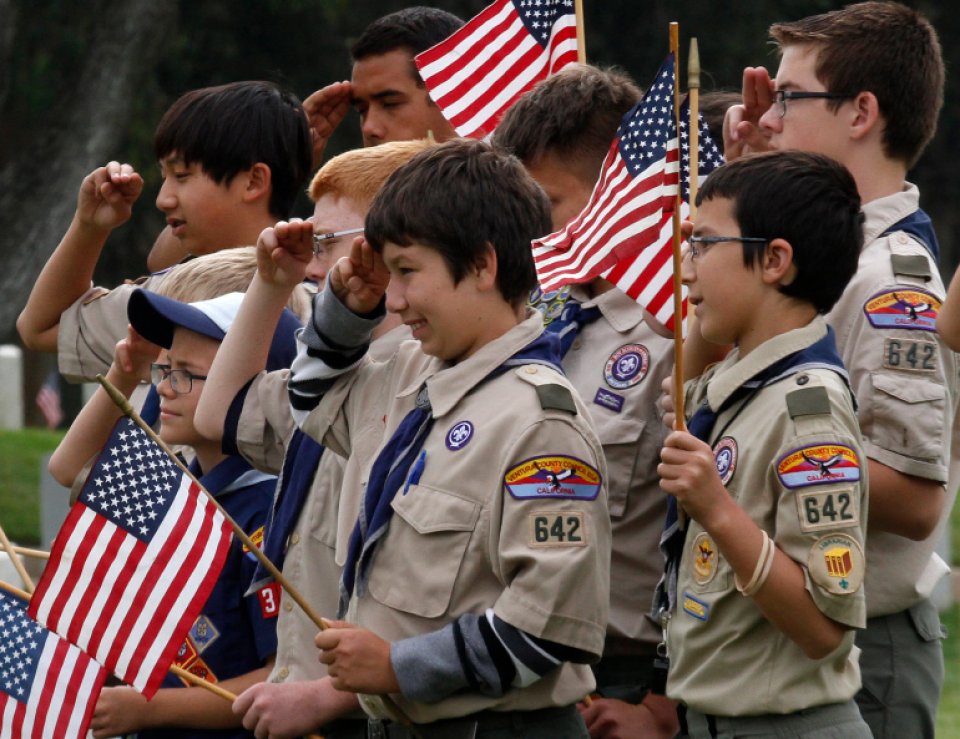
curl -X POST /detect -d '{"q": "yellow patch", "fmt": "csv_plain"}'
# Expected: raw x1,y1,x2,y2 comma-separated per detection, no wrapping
691,532,718,585
242,526,265,553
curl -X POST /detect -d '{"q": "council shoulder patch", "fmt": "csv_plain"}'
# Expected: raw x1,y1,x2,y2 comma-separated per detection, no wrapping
776,443,860,489
862,287,941,331
807,533,864,595
691,532,719,586
713,437,738,486
604,344,650,389
505,455,602,500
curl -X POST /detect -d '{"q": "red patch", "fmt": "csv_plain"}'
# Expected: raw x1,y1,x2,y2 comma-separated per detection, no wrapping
258,582,281,619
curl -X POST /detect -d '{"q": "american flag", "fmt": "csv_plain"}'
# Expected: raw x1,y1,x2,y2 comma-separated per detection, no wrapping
28,418,232,698
0,590,106,739
34,371,63,430
532,55,724,330
415,0,578,139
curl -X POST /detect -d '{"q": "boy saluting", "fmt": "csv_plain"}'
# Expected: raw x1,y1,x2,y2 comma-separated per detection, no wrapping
658,151,872,737
235,139,611,737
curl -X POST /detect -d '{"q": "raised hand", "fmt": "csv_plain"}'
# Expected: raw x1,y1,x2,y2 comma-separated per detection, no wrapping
304,81,353,169
328,238,389,315
256,219,314,287
76,161,144,232
722,67,776,161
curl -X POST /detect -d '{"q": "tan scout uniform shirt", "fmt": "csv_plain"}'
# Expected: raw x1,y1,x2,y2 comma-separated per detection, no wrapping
58,273,168,383
667,318,867,716
562,287,673,651
232,327,409,683
300,313,612,724
825,185,959,617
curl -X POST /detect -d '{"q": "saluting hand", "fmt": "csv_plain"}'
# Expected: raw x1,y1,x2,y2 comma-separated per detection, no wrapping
722,67,776,161
76,161,144,232
304,81,353,170
328,238,390,316
256,218,314,288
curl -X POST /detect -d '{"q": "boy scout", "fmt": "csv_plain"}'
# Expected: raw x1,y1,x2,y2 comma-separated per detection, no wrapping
17,80,312,383
241,139,611,736
660,151,871,738
493,65,678,738
194,140,432,739
723,4,956,735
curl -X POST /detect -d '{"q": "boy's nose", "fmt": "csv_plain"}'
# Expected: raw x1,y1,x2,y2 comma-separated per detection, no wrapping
384,281,405,313
155,180,176,211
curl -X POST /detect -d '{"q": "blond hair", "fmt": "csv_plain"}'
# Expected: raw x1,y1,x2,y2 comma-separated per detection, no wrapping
308,139,437,207
154,247,311,321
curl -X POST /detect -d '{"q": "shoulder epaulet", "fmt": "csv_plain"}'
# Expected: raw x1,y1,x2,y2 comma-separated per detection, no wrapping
785,383,831,419
890,253,932,281
514,365,578,414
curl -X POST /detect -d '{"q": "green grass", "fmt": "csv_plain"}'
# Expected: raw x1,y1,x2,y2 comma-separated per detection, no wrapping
938,604,960,737
0,428,63,545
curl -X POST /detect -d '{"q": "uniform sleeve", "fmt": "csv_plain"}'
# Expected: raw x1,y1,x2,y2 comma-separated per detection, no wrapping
491,413,611,657
223,370,295,474
238,487,280,662
770,379,867,629
836,240,954,482
58,276,164,382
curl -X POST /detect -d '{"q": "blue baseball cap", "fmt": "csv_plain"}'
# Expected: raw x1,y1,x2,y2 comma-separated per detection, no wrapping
127,290,302,372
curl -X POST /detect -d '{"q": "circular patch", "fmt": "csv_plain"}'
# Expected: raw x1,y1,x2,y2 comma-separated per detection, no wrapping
807,533,865,595
445,421,474,451
691,532,719,586
604,344,650,389
713,437,738,486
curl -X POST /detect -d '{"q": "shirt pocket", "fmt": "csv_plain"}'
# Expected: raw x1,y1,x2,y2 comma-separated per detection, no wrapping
870,372,946,460
594,414,647,518
367,485,481,619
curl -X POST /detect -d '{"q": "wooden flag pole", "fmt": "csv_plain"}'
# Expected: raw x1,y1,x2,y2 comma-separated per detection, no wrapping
97,375,420,736
0,522,35,593
688,38,701,219
574,0,587,63
11,545,49,560
669,22,687,432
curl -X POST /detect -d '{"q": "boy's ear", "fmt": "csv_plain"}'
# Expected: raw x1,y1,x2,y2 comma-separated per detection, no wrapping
241,163,272,205
474,242,499,291
849,91,881,142
762,238,797,286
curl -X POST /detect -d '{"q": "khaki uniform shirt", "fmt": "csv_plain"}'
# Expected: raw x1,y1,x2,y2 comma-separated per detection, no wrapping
58,274,168,383
232,327,409,684
561,287,673,652
825,184,959,617
667,318,867,716
299,313,612,723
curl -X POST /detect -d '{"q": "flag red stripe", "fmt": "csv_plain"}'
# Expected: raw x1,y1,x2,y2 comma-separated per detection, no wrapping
416,0,506,68
84,528,147,659
419,6,520,90
32,638,64,735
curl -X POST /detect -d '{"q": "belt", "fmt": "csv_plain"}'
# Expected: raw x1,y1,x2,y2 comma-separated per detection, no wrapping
682,699,864,738
367,704,579,738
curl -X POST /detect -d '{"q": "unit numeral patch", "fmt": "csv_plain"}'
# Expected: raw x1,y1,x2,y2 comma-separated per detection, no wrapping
528,512,586,547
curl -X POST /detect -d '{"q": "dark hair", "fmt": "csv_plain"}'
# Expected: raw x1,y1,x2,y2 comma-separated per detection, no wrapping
697,150,863,313
154,81,312,218
492,64,641,186
770,1,943,167
365,139,550,306
351,7,464,85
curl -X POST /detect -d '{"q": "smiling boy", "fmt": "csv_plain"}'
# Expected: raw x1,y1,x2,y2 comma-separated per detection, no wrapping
659,150,870,738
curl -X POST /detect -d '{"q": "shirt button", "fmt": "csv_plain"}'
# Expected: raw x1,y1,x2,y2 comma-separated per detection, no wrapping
284,600,294,612
796,374,809,385
572,339,582,350
290,533,300,545
897,234,909,244
524,365,538,374
277,666,289,680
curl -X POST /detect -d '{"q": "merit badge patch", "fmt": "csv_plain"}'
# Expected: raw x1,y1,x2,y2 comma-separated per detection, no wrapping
808,534,864,595
863,288,941,332
189,614,221,654
593,387,625,413
528,285,572,327
691,532,719,586
505,456,602,500
713,437,738,486
682,592,710,621
445,420,474,450
776,444,861,489
604,344,650,389
528,511,587,547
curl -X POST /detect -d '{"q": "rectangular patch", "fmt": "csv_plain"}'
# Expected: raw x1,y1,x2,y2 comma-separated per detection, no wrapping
682,592,710,621
593,388,625,413
786,386,830,418
796,489,860,533
890,254,932,280
883,337,938,374
527,511,587,548
258,582,282,619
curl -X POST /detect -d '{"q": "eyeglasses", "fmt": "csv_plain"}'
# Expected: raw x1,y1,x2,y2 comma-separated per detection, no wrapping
773,90,854,119
151,364,207,395
312,228,364,258
687,236,768,260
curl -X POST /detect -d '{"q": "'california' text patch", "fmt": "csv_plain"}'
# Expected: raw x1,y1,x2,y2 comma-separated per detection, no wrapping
863,288,940,331
505,455,602,500
776,444,861,489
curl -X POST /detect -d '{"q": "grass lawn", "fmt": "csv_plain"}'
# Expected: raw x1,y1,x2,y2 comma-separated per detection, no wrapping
0,428,63,545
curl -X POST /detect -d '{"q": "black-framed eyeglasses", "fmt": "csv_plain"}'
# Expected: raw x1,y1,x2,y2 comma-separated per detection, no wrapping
687,235,769,260
774,90,855,119
151,364,207,395
312,228,364,258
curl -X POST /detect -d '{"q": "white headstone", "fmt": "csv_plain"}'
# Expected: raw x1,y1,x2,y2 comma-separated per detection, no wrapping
0,345,24,430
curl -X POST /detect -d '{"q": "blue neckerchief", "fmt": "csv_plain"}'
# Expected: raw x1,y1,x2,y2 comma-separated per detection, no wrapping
881,208,939,262
248,430,325,592
532,286,603,358
338,330,563,617
188,454,274,496
655,326,849,616
141,385,161,427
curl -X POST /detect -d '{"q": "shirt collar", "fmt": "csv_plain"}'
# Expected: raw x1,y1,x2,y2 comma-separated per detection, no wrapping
580,286,646,333
189,454,256,496
706,316,828,411
861,182,919,250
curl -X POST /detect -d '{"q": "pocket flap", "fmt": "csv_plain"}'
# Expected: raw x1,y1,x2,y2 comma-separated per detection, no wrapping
872,373,945,404
391,485,480,534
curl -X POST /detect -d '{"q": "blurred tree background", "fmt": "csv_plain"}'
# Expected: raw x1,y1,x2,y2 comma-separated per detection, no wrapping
1,0,956,419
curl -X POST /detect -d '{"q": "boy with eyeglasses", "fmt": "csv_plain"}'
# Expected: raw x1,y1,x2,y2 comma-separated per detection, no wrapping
722,5,956,736
48,290,301,738
659,150,870,738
